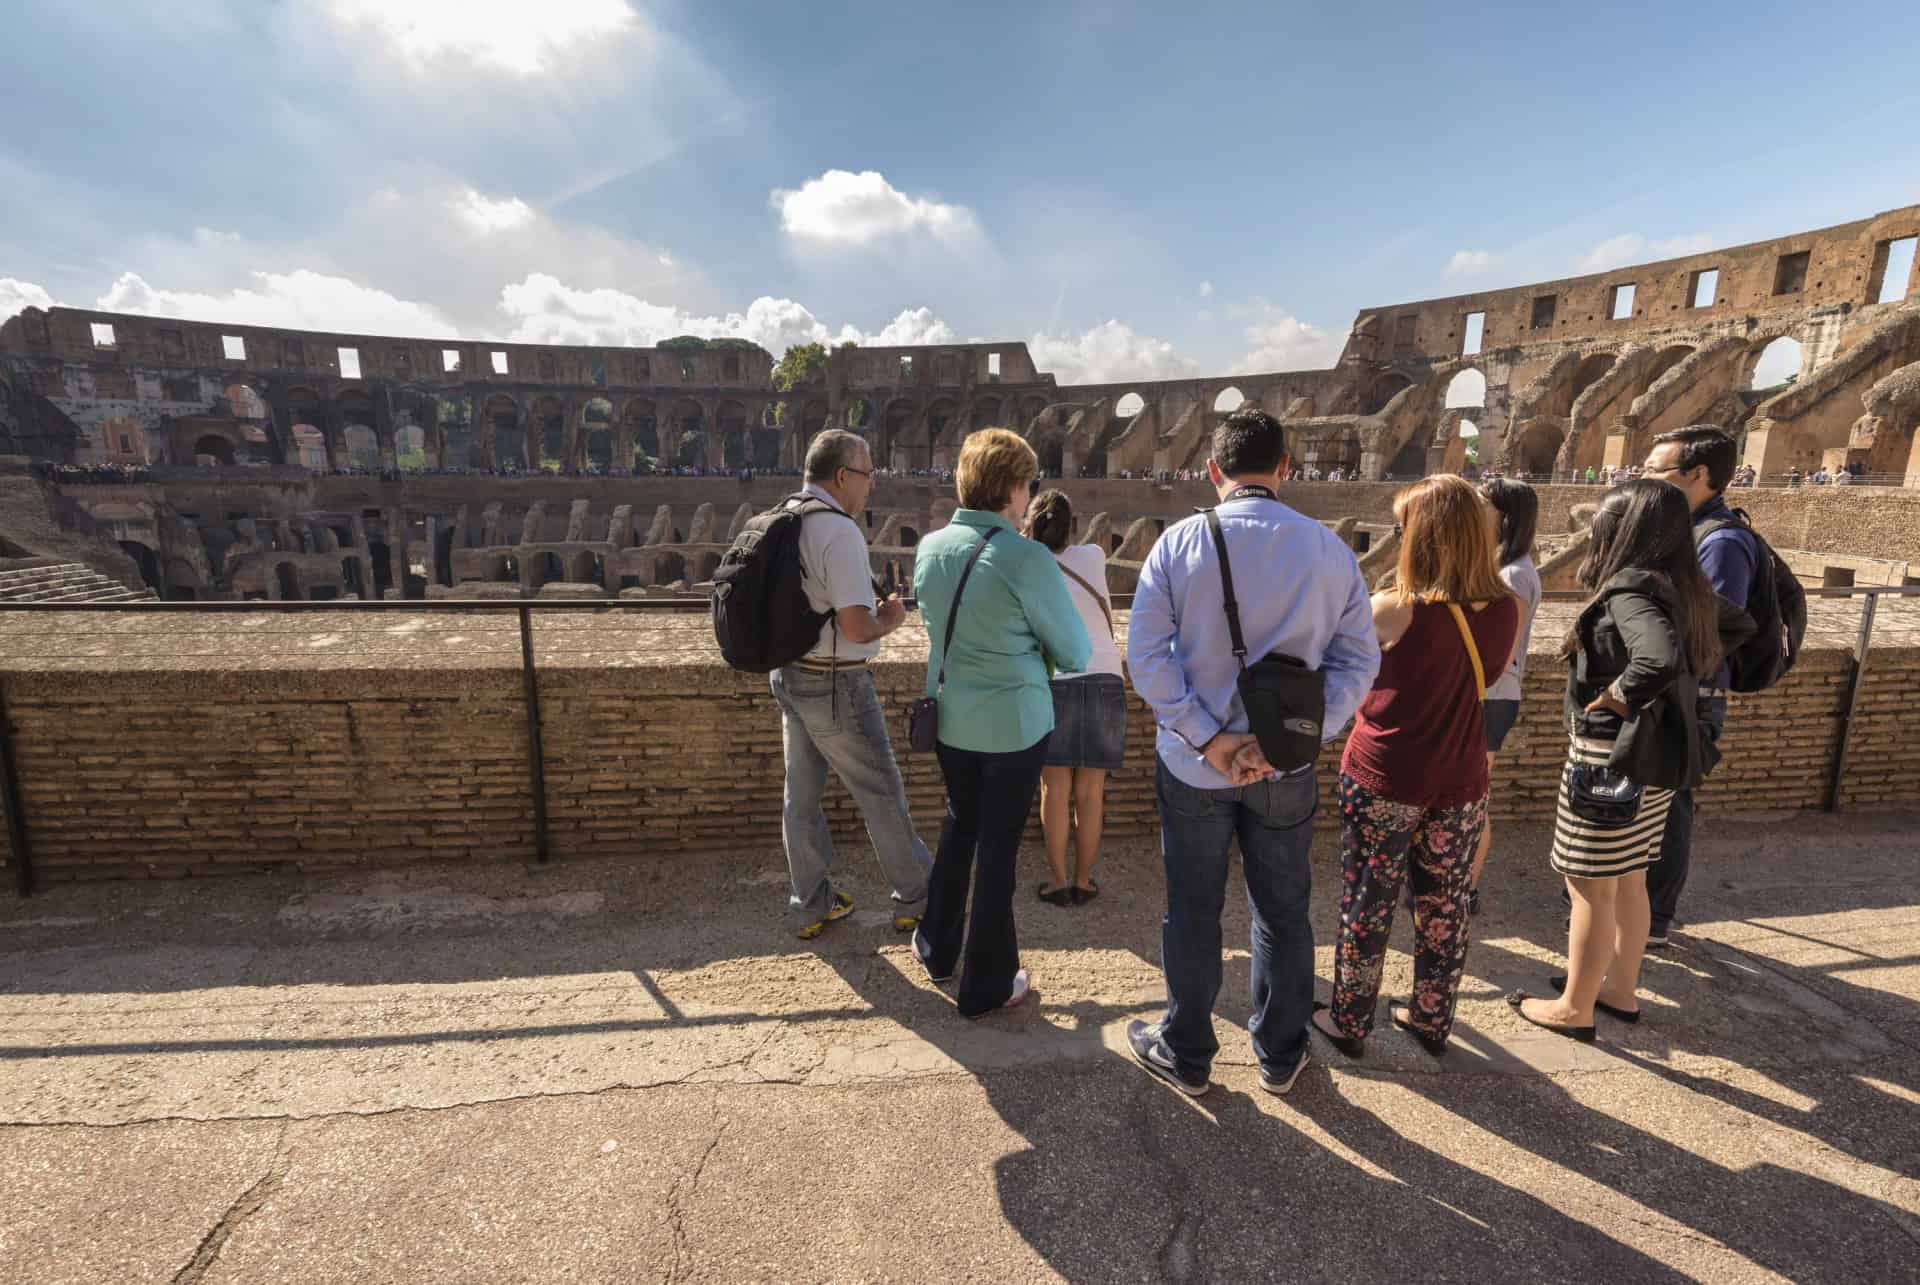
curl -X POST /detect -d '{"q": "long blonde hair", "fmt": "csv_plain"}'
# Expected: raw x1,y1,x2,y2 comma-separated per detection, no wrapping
1393,474,1511,604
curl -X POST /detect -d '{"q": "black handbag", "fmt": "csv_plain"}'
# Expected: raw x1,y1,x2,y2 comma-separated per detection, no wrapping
1205,507,1324,774
1566,753,1644,827
908,528,996,752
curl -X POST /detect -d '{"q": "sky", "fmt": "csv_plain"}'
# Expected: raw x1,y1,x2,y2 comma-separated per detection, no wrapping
3,0,1918,386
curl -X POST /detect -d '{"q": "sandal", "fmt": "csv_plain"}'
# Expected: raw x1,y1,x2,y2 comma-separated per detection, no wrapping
1071,879,1100,906
1037,883,1074,907
1310,1001,1366,1058
1506,990,1597,1043
1389,1005,1448,1057
1548,975,1641,1024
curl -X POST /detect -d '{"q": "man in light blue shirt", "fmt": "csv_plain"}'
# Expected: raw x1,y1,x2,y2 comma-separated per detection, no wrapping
1125,408,1380,1097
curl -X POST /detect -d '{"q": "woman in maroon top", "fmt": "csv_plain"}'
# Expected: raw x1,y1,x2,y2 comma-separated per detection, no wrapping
1312,475,1519,1058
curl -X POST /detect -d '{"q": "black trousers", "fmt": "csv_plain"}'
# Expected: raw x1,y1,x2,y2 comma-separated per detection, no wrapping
918,734,1049,1016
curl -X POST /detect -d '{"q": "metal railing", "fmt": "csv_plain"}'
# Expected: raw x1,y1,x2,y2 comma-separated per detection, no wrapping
0,585,1914,897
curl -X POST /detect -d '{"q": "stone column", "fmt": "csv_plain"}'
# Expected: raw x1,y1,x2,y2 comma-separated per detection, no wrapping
321,400,347,471
374,386,398,471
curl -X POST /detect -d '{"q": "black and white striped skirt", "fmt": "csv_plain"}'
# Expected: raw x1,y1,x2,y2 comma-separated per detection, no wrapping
1549,736,1674,880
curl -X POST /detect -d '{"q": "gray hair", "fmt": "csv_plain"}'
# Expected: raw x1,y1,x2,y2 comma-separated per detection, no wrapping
804,429,871,482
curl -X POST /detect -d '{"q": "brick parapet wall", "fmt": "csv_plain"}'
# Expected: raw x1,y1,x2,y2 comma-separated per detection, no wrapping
0,613,1906,885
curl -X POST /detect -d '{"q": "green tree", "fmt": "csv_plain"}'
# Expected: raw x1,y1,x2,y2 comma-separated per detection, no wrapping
771,342,829,426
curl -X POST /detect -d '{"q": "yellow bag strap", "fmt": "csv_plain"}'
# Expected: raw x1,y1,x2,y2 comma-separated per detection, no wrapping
1447,602,1487,702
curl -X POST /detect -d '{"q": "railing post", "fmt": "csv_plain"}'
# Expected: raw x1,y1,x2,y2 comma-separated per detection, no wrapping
0,676,34,896
1826,590,1879,813
518,605,551,863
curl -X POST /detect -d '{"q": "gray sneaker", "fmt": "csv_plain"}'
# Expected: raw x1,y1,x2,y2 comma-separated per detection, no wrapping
1127,1020,1210,1097
1259,1050,1311,1096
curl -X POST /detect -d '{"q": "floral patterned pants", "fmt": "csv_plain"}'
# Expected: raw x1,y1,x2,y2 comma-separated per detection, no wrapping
1331,774,1487,1042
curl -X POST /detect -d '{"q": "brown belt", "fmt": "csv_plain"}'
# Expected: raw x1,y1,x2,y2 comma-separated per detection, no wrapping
789,658,869,672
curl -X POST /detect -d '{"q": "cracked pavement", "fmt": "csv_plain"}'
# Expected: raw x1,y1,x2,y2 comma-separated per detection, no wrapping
2,810,1917,1282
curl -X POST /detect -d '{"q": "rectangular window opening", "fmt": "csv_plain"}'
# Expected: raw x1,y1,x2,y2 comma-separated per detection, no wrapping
988,351,1002,380
90,322,116,348
1609,283,1637,320
723,355,740,380
1530,295,1557,330
119,434,131,453
442,349,462,373
1872,236,1918,305
899,355,914,381
338,347,362,379
1461,312,1485,356
1689,268,1719,309
1774,251,1811,296
680,357,697,382
222,334,246,360
491,350,509,375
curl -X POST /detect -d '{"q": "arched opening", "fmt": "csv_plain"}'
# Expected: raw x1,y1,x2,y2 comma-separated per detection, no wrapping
751,428,782,470
395,425,426,471
676,432,709,470
898,525,920,548
882,398,917,470
368,540,393,598
625,398,659,469
1387,439,1428,479
225,383,266,421
1570,353,1617,403
341,557,365,598
586,428,613,471
342,424,379,470
1362,373,1414,415
192,434,235,466
1746,336,1804,392
1213,387,1245,414
1445,369,1486,409
1646,344,1695,386
274,562,300,600
1037,440,1065,476
846,397,872,429
717,400,750,469
117,540,161,590
533,553,564,587
485,395,524,469
531,396,565,469
1515,422,1563,476
721,430,748,469
1115,392,1145,419
291,424,326,471
654,552,687,585
163,557,199,600
1448,419,1480,474
970,397,1003,433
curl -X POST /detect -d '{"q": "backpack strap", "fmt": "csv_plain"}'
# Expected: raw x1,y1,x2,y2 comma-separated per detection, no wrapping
1204,508,1248,671
1446,603,1487,702
933,529,998,696
1056,559,1114,639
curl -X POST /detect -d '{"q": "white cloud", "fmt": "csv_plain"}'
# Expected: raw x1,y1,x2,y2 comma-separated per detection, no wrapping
773,169,982,249
1445,249,1496,277
1027,320,1198,386
1199,280,1214,298
1576,232,1717,275
451,189,535,234
855,307,959,347
317,0,641,75
1235,304,1342,374
97,270,456,336
1,278,56,321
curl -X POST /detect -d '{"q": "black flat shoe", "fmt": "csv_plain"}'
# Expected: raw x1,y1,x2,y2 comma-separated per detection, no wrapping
1310,1001,1366,1058
1071,880,1100,906
1548,975,1641,1024
1389,1005,1448,1057
1037,883,1074,907
1506,990,1597,1043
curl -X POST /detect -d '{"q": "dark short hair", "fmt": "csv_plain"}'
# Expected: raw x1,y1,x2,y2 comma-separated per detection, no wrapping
1480,477,1539,567
1025,488,1073,552
1211,408,1288,478
1650,424,1738,492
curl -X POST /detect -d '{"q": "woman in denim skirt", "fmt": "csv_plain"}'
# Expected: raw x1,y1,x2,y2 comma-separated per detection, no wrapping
1024,490,1128,906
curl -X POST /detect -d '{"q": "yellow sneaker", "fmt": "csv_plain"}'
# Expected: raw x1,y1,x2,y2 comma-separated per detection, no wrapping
797,891,855,940
892,914,922,933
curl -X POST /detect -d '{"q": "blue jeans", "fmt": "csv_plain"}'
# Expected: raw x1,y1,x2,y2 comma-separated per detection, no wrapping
770,667,931,927
1648,695,1727,935
1153,756,1318,1081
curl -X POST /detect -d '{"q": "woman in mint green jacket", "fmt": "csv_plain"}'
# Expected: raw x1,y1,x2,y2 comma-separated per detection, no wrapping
911,429,1091,1016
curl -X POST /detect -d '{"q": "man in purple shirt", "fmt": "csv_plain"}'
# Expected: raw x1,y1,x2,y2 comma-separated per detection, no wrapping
1642,425,1758,945
1125,409,1380,1097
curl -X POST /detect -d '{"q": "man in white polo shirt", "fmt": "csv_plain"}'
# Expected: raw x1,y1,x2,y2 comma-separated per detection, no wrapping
769,429,931,939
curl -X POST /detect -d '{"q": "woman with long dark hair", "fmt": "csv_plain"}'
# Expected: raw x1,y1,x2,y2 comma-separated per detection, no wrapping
1510,480,1743,1040
1473,478,1541,903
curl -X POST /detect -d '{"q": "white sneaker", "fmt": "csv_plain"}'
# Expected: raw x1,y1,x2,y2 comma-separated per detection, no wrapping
1259,1049,1311,1096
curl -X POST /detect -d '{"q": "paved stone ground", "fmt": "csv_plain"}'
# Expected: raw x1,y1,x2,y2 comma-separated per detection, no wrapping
2,811,1917,1283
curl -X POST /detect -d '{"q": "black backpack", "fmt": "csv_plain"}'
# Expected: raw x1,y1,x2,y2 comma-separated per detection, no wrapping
1696,508,1806,693
712,495,858,673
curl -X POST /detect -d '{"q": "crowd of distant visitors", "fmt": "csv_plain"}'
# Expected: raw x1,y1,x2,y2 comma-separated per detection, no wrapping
713,413,1803,1099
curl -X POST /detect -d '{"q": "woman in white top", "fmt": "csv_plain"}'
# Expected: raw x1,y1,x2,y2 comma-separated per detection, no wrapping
1475,478,1541,903
1024,490,1127,906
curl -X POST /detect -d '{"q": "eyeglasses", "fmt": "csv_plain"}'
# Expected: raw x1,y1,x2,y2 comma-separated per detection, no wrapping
840,466,872,478
1642,465,1683,478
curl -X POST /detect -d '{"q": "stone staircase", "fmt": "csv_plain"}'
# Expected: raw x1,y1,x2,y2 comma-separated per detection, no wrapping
0,562,156,603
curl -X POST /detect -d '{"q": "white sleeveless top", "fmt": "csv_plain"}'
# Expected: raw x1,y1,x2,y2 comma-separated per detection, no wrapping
1053,544,1125,680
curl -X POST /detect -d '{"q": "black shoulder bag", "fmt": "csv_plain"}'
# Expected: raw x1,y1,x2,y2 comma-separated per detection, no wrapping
1204,499,1324,774
907,528,997,752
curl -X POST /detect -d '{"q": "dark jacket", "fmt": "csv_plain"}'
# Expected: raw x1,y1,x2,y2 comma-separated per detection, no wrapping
1563,570,1757,789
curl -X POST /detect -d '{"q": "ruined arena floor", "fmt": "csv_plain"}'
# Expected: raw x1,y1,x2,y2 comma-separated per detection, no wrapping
3,813,1917,1283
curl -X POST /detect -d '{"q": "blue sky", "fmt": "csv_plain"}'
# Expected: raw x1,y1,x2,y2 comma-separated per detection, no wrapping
3,0,1917,384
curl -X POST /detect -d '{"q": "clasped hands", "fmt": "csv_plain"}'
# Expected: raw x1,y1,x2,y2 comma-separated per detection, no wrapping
1201,731,1280,786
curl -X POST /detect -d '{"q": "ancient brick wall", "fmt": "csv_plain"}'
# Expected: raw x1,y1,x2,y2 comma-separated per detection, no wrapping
0,618,1906,885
